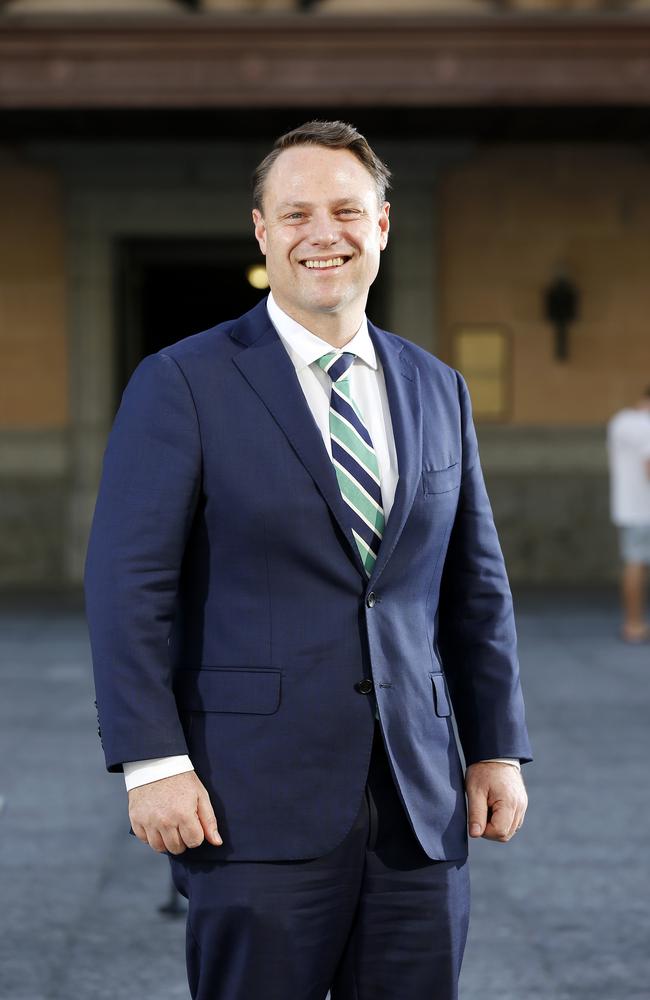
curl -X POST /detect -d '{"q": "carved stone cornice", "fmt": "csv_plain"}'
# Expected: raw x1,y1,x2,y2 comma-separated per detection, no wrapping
2,14,650,107
3,1,184,12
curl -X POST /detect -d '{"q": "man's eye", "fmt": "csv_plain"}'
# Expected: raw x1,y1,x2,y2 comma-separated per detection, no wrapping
288,213,305,221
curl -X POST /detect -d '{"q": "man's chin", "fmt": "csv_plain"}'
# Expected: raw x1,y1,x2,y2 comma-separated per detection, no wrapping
274,287,364,322
302,289,356,315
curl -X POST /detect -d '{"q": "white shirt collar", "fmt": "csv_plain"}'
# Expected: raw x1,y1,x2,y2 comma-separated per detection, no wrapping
266,292,377,373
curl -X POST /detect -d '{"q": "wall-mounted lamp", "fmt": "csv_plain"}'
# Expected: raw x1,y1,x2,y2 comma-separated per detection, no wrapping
543,275,579,362
246,264,270,290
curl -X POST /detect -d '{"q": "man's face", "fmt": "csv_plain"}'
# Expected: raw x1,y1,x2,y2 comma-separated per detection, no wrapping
252,145,390,326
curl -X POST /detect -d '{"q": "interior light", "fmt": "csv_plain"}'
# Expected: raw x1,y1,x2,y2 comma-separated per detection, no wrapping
246,264,270,290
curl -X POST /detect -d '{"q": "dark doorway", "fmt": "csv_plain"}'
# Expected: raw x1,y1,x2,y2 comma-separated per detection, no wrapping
115,236,387,405
115,237,268,401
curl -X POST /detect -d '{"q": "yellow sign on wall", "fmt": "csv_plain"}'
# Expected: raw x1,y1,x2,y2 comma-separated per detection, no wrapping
454,327,510,421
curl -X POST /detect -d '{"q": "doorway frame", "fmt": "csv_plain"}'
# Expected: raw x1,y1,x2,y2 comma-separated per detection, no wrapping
61,141,265,581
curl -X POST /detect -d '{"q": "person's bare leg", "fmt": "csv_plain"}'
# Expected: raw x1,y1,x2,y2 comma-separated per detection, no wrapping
621,562,649,641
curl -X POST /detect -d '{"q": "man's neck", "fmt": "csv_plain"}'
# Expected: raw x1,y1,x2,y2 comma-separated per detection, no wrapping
271,295,365,349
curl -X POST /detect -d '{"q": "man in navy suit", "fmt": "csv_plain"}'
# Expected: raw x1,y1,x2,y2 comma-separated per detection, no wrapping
85,120,531,1000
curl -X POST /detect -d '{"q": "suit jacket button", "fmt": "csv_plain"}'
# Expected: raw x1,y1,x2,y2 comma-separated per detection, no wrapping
366,592,376,608
355,678,374,695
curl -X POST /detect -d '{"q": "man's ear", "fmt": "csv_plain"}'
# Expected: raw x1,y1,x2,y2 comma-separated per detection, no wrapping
379,201,390,251
252,209,267,255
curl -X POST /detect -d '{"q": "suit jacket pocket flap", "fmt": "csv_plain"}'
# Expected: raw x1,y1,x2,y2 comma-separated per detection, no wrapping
422,463,460,495
174,667,281,715
430,672,451,717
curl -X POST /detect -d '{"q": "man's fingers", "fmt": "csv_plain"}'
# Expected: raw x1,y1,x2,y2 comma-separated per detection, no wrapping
506,786,528,838
485,800,516,841
146,828,168,853
467,788,488,838
197,789,223,846
159,826,187,855
506,805,524,839
131,821,148,845
511,799,528,837
178,815,206,850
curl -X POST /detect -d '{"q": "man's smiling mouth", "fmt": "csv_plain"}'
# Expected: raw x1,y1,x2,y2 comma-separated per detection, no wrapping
301,256,350,269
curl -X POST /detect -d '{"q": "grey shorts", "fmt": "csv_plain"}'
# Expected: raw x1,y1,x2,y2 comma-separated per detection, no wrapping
619,525,650,564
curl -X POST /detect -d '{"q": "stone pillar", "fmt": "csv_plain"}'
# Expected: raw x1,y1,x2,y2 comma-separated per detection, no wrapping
3,0,186,13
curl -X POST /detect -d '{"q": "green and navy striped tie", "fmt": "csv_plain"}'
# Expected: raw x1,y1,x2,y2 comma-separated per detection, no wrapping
316,351,385,577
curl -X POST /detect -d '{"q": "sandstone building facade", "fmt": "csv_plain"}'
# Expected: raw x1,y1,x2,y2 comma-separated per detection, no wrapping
2,0,649,586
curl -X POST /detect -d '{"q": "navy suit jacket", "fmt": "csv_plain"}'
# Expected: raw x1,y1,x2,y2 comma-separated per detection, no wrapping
84,298,531,862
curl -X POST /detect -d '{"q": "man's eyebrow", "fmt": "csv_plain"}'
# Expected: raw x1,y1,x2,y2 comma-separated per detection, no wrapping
277,201,312,211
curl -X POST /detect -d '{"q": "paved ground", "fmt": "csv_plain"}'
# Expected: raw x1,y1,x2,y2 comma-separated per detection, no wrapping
0,589,649,1000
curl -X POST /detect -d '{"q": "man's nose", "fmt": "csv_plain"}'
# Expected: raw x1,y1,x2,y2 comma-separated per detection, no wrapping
307,211,340,246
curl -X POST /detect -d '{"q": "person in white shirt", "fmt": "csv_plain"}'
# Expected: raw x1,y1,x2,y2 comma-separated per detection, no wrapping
607,388,650,642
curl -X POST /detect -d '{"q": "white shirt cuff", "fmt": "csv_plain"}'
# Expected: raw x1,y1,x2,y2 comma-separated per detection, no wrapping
123,755,194,791
480,757,521,770
122,754,519,790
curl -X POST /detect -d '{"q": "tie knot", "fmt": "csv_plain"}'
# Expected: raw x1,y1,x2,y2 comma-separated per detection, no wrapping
316,351,355,383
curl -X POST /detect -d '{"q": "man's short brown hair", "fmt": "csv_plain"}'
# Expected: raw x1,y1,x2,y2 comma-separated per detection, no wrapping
252,120,392,213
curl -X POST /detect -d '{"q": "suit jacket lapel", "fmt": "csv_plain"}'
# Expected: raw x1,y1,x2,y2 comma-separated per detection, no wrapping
231,302,367,578
367,322,423,587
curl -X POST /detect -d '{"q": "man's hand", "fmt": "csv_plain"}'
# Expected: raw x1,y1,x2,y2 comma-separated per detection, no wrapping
465,761,528,843
128,770,223,855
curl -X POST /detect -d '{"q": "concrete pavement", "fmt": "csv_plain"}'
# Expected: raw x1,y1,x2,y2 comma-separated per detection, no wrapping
0,589,648,1000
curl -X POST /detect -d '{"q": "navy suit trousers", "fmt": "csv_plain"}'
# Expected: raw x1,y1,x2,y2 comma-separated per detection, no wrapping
169,724,470,1000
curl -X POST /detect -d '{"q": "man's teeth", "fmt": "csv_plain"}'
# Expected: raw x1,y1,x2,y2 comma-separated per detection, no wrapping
303,258,346,269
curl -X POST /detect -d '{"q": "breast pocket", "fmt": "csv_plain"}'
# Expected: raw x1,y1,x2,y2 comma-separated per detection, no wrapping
422,462,461,496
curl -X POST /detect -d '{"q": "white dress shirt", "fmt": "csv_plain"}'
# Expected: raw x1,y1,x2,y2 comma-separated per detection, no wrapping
123,294,518,791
